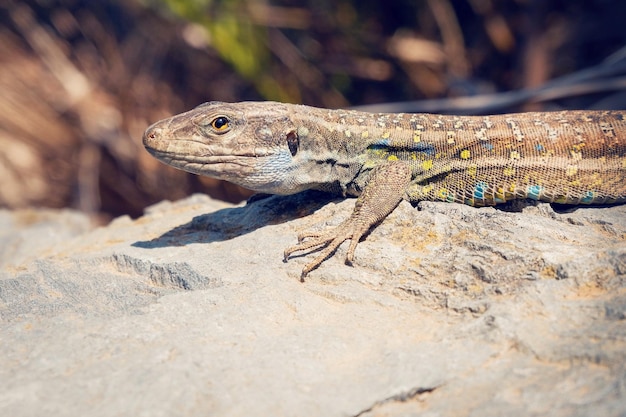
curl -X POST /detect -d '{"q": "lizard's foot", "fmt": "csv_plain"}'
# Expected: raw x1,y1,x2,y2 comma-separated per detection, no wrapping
284,161,412,281
283,217,369,281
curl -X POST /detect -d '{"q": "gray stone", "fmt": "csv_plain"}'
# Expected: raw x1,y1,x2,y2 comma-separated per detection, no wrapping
1,193,625,416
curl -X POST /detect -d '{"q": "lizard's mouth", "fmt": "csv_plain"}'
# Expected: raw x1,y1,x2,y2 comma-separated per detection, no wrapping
145,145,265,176
143,136,287,192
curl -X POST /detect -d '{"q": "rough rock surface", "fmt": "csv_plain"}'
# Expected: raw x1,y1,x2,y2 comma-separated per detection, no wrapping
1,193,625,417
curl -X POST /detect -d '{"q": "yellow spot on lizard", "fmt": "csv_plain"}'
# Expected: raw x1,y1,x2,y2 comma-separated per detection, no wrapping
495,187,505,202
566,165,578,176
382,131,390,139
387,155,399,161
460,149,471,160
422,160,433,170
510,151,520,160
503,167,516,176
570,150,582,160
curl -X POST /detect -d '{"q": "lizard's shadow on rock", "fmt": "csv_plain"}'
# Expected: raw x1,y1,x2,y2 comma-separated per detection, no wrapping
132,191,337,249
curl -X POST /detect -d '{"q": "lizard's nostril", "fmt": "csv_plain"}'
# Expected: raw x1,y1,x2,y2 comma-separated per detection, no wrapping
143,125,162,147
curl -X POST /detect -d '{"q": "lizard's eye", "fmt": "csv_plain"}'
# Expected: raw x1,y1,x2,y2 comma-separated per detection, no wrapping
210,116,230,132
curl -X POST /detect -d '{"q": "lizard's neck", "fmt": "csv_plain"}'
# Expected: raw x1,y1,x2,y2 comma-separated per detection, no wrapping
280,108,369,196
286,106,430,195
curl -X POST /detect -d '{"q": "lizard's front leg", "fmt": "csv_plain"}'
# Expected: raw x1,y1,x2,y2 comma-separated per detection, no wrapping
283,161,412,280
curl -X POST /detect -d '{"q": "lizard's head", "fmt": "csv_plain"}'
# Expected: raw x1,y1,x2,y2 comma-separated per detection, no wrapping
143,101,320,194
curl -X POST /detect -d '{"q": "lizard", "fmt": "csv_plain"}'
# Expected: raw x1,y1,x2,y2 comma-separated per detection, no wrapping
143,101,626,280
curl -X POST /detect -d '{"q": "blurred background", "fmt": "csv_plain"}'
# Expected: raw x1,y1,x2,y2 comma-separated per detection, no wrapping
2,0,626,222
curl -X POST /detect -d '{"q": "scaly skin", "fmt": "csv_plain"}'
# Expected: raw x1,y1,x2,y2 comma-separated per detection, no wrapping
143,101,626,279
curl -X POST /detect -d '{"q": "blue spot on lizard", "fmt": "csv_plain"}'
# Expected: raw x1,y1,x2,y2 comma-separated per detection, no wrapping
527,185,542,200
473,181,488,199
581,191,595,204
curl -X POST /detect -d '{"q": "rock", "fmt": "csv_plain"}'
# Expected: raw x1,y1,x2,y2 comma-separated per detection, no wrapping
1,193,625,417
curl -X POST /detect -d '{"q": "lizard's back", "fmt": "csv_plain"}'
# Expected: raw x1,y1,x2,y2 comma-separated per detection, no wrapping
351,110,626,206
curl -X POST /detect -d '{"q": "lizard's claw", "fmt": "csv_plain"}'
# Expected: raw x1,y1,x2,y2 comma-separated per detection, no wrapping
283,218,370,281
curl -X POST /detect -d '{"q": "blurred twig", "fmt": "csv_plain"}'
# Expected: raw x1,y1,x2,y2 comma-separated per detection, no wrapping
427,0,470,79
355,48,626,114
